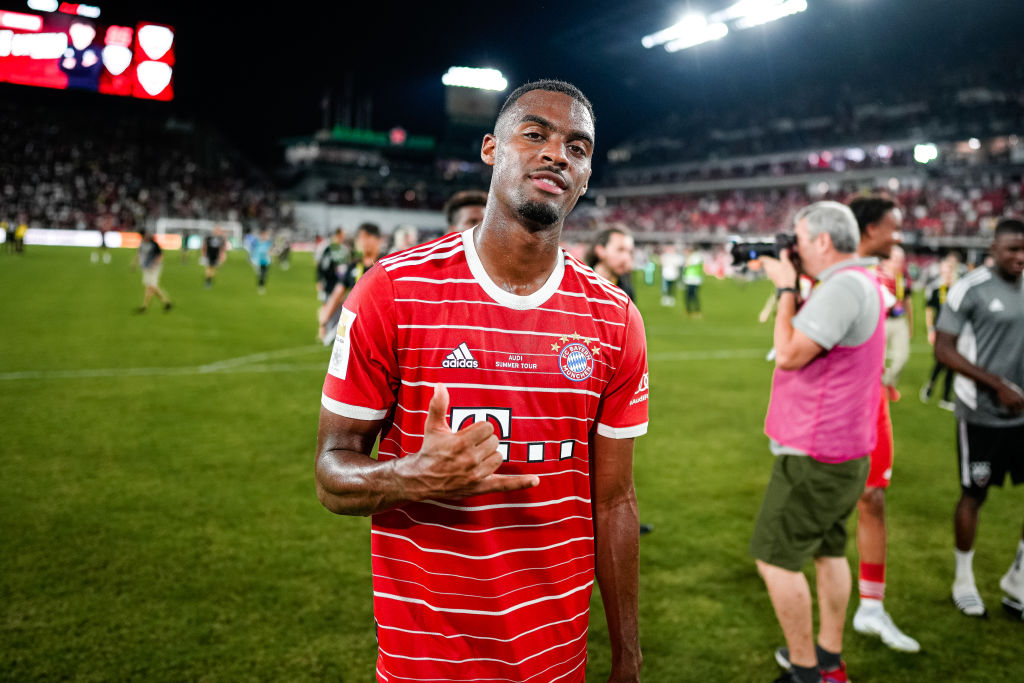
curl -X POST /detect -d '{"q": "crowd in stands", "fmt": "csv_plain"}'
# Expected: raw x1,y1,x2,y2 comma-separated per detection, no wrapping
567,171,1024,238
0,99,292,233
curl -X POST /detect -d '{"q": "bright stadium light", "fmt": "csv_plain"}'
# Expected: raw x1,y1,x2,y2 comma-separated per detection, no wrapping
441,67,508,91
734,0,808,30
710,0,776,23
27,0,58,11
968,137,981,150
914,143,938,164
642,13,727,51
643,14,728,52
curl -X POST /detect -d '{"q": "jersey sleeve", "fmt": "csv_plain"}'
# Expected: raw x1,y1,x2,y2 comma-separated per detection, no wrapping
792,271,868,349
595,302,649,439
936,279,973,335
321,265,400,421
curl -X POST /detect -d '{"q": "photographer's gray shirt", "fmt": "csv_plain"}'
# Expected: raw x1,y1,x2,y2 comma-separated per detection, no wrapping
771,256,881,456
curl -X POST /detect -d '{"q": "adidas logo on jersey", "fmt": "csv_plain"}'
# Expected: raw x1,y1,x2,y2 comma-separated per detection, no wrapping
989,299,1005,312
443,342,479,369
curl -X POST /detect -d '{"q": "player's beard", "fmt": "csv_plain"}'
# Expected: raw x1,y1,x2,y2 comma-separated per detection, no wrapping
516,199,560,227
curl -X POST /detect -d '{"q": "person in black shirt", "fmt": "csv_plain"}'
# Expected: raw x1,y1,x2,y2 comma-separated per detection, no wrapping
202,227,228,288
319,223,382,344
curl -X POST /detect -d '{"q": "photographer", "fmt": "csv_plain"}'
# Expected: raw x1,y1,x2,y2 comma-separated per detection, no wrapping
750,201,885,683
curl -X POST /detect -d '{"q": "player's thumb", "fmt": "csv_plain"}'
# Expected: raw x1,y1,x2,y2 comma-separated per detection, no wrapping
424,383,451,433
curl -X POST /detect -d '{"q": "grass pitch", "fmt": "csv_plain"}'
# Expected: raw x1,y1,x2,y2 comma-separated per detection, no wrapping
1,247,1020,681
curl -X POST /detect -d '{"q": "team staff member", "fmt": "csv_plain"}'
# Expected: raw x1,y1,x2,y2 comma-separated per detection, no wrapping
586,225,636,301
935,218,1024,618
846,196,919,652
754,201,885,683
315,80,646,682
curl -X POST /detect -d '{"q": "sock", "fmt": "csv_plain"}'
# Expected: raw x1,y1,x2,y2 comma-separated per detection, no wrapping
859,561,886,602
815,644,841,670
793,664,821,683
955,548,975,584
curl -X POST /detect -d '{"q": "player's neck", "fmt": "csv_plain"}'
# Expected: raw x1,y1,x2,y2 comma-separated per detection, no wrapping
473,215,561,297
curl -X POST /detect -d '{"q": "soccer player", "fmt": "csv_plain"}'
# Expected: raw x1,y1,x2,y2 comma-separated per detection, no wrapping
682,244,704,317
921,253,960,410
251,229,273,294
133,231,172,312
659,243,683,306
315,79,647,683
201,226,228,288
318,223,382,344
877,245,913,400
846,196,919,651
935,218,1024,618
443,189,487,233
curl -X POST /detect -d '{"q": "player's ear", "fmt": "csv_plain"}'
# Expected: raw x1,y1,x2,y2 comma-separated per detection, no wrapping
481,133,497,167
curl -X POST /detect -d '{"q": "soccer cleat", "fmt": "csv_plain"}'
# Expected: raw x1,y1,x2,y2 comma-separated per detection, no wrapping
938,399,955,411
820,661,849,683
772,672,807,683
952,582,988,617
1000,568,1024,604
639,523,653,536
919,383,933,403
1001,596,1024,621
774,647,791,669
852,604,920,652
163,302,173,312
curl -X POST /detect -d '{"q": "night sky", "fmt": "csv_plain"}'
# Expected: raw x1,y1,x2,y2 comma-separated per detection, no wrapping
9,0,1023,160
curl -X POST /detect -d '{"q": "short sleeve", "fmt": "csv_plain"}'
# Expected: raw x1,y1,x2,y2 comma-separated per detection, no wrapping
936,279,973,336
595,302,649,439
792,271,869,349
321,266,400,420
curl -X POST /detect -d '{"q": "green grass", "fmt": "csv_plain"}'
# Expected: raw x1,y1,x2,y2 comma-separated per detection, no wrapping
1,247,1020,682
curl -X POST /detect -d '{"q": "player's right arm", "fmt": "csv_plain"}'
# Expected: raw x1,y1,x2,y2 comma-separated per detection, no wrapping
315,384,538,516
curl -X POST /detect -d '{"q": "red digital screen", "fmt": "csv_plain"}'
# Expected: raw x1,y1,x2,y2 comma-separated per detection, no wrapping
0,7,174,100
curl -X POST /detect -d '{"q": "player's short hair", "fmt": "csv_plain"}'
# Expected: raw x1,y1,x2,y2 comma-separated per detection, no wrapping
994,218,1024,240
848,196,897,235
585,226,631,268
496,79,595,130
795,201,859,254
357,223,381,239
444,190,488,227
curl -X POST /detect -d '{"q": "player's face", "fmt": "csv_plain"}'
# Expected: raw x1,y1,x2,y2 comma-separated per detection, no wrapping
600,233,634,276
863,208,903,259
482,90,594,229
451,205,484,233
991,232,1024,281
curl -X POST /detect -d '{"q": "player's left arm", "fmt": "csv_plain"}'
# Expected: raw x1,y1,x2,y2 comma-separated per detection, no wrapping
592,433,641,683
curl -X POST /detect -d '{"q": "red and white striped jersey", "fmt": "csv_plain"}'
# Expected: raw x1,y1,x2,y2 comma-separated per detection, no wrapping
321,227,648,683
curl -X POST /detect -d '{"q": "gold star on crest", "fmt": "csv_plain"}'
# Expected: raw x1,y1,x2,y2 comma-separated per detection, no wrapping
591,346,600,356
559,335,569,344
571,332,582,341
551,342,560,351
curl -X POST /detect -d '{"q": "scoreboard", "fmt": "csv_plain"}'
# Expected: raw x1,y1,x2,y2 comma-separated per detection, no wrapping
0,3,174,100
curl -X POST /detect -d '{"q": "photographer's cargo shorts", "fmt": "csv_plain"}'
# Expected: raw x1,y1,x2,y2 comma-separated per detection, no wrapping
751,454,869,571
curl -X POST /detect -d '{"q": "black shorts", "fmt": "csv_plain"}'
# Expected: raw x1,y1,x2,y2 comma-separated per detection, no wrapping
206,248,221,264
957,419,1024,495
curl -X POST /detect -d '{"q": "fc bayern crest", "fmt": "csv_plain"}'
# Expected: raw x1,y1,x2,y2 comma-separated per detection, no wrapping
559,342,594,381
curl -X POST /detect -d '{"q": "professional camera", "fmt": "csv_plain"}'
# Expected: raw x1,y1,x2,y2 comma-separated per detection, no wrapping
730,233,798,265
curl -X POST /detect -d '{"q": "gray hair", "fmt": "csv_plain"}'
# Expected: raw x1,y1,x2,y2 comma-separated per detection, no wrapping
794,201,860,254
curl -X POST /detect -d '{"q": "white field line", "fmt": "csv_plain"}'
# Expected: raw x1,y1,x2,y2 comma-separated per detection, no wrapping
0,343,936,381
0,345,327,381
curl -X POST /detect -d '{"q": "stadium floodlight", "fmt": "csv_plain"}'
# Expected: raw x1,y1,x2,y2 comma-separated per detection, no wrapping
642,13,728,51
914,143,938,164
0,9,43,31
734,0,808,30
27,0,58,12
441,67,508,91
968,137,981,150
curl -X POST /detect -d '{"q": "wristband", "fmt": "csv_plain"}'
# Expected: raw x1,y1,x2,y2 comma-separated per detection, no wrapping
775,287,797,300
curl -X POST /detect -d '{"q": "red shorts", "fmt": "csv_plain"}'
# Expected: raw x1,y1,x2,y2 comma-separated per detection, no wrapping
867,388,893,489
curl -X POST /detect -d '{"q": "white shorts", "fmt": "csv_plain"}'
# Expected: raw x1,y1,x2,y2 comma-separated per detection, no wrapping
142,265,162,287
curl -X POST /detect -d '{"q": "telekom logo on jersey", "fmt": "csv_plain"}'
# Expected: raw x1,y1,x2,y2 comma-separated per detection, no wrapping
450,407,576,463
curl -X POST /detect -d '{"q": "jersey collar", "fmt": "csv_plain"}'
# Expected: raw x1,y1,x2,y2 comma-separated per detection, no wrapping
462,226,565,311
